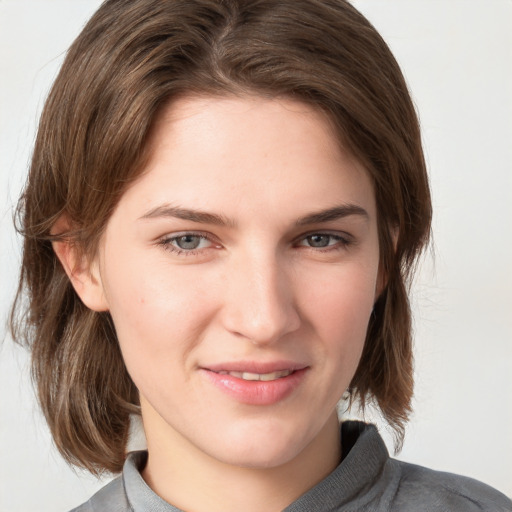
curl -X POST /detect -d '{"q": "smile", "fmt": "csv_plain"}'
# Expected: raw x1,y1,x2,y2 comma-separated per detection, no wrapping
202,366,307,405
215,370,293,381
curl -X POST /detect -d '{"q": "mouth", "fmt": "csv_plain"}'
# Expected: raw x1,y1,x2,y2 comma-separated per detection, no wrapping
214,369,294,381
201,363,308,405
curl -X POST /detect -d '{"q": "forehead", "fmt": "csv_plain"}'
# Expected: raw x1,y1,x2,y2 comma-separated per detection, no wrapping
114,94,376,225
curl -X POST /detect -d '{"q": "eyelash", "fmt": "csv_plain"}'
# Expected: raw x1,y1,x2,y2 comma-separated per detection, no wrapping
157,232,217,256
296,232,353,252
157,231,353,256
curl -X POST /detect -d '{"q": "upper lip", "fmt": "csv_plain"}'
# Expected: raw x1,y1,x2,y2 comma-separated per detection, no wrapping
202,361,308,374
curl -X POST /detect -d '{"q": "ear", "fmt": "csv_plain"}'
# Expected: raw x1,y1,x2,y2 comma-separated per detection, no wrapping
51,214,109,312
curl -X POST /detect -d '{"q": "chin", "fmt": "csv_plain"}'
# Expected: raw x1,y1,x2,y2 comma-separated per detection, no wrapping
205,420,314,470
219,443,303,470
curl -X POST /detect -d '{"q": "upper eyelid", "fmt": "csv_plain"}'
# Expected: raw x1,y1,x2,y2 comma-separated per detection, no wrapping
159,231,215,242
156,232,217,252
293,229,353,242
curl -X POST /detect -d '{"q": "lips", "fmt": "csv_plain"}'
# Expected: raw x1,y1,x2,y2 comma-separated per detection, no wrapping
215,369,293,381
204,360,307,374
200,362,308,405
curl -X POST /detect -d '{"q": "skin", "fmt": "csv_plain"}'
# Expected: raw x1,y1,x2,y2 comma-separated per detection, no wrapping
56,95,382,512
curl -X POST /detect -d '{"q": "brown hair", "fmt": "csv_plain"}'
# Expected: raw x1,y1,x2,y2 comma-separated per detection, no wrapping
11,0,431,474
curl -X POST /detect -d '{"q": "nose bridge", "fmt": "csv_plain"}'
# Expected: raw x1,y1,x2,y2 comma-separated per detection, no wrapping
222,245,299,344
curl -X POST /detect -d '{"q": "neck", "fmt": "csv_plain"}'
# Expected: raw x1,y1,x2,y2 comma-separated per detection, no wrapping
141,410,341,512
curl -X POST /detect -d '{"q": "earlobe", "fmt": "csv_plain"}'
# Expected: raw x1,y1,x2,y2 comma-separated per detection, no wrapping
51,215,109,312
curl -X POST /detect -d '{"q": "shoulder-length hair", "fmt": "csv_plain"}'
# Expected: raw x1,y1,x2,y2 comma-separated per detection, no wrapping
11,0,431,474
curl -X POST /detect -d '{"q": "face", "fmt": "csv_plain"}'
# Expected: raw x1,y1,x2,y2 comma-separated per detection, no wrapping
92,95,381,469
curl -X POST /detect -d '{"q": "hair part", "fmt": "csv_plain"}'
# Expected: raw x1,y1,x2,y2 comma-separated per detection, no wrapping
11,0,431,474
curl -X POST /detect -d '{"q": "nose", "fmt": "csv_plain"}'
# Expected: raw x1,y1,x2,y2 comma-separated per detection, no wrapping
220,249,301,345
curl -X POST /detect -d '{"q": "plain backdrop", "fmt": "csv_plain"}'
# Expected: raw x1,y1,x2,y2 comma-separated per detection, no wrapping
1,1,511,511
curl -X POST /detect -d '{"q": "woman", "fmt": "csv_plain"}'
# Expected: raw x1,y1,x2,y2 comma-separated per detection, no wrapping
10,0,512,510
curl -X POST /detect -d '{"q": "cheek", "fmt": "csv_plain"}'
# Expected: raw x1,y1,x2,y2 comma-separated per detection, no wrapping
300,263,377,357
101,254,216,370
305,262,377,319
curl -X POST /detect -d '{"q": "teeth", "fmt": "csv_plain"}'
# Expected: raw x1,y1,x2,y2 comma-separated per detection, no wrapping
218,370,293,381
258,370,291,381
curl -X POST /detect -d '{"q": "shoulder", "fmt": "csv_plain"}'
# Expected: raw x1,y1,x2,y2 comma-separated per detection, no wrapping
333,422,511,512
68,475,131,512
389,458,512,512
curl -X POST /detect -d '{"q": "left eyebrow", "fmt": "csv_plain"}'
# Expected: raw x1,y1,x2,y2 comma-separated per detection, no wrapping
295,204,369,226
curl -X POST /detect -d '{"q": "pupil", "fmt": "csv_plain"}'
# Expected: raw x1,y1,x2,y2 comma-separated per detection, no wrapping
308,235,329,247
177,235,200,250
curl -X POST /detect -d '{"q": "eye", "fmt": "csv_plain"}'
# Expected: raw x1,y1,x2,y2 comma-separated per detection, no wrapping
305,234,335,248
173,234,208,250
296,233,351,250
158,232,216,255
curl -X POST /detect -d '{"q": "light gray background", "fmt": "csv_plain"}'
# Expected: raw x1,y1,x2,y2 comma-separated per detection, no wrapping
1,1,511,511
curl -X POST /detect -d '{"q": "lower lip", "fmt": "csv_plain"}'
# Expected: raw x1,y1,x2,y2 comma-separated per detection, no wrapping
201,368,308,406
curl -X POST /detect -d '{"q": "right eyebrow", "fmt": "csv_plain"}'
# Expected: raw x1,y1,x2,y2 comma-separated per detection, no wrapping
139,204,237,228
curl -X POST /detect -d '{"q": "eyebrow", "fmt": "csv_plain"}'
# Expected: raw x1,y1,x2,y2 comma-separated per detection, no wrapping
139,203,369,227
295,204,369,226
140,205,236,227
